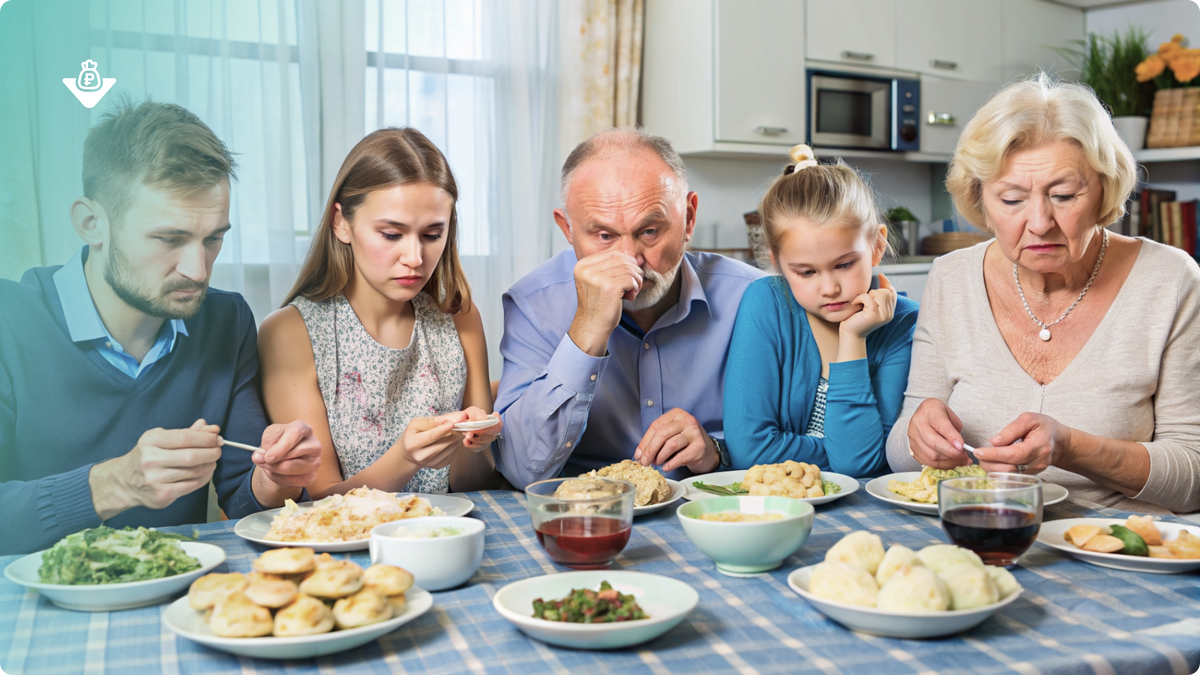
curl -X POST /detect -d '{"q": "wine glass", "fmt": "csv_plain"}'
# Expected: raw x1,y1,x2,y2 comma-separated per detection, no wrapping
938,472,1043,568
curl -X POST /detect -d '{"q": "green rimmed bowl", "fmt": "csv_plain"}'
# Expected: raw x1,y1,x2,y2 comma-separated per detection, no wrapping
676,496,814,576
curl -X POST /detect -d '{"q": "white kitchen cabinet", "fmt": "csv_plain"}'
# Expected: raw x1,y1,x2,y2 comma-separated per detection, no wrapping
805,0,896,69
895,0,1003,83
1001,0,1084,81
920,76,997,156
642,0,805,155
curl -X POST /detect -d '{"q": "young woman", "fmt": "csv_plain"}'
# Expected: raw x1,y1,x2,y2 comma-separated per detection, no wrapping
258,128,501,498
722,145,919,477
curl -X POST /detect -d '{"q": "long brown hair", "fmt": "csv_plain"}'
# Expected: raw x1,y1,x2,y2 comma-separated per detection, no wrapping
284,127,471,314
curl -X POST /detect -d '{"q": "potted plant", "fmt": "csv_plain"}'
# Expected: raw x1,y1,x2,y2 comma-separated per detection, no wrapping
1056,27,1152,151
885,206,919,258
1137,34,1200,149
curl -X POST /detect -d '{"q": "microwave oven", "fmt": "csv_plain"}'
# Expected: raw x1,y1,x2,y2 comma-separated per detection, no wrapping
806,69,920,152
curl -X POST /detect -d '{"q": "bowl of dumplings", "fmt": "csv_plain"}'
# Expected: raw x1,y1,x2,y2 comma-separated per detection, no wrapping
787,531,1023,639
162,547,433,659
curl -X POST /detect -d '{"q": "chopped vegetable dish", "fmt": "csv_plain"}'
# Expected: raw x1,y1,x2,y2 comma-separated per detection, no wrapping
531,581,649,623
38,526,200,585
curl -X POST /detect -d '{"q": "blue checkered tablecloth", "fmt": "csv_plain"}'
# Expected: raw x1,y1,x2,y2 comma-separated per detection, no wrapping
3,487,1200,675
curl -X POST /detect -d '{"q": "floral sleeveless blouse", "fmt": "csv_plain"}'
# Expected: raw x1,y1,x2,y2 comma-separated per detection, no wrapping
292,292,467,494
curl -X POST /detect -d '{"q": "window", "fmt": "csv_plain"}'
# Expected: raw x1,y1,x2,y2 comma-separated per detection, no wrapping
364,0,493,256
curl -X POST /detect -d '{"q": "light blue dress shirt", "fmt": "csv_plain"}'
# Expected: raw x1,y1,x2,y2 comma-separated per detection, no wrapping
52,246,188,379
495,250,765,489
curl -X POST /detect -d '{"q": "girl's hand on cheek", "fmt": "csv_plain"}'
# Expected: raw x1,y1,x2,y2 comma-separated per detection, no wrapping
839,284,896,339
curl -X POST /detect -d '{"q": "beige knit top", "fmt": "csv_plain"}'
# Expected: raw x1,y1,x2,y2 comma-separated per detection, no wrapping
886,239,1200,514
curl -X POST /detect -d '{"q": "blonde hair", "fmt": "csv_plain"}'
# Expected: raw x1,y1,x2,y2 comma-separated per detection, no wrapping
946,73,1138,230
284,128,471,314
759,145,883,259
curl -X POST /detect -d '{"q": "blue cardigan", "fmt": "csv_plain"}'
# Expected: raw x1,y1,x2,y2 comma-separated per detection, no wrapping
723,276,919,477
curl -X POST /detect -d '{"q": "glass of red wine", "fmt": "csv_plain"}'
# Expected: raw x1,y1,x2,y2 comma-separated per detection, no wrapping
525,477,636,569
938,473,1043,568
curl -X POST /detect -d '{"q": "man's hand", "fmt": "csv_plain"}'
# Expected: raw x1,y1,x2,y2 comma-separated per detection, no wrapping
632,408,719,474
252,420,323,488
567,251,644,356
90,419,222,521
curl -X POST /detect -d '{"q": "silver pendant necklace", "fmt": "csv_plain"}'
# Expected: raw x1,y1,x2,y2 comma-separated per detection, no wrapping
1013,229,1108,342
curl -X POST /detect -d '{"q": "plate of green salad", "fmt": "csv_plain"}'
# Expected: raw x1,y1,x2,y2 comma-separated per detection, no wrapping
4,526,225,611
491,570,698,649
681,469,859,506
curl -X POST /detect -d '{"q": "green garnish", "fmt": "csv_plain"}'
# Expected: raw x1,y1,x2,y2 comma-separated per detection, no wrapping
37,526,202,585
531,581,649,623
690,481,748,497
821,480,841,495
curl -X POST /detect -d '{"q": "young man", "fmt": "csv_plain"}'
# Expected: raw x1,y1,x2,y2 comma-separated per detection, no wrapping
0,99,321,555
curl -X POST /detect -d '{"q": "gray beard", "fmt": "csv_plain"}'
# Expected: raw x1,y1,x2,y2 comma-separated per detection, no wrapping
105,239,208,320
623,260,680,311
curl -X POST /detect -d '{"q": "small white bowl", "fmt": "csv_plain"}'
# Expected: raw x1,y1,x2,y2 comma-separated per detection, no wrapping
4,541,225,612
787,565,1021,638
369,516,485,591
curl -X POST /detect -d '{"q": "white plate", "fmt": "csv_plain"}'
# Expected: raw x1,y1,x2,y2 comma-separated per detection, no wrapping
492,571,698,649
452,415,500,432
1037,518,1200,574
632,480,686,516
235,493,476,551
163,586,433,659
4,542,226,612
680,470,859,505
787,565,1021,638
865,472,1069,516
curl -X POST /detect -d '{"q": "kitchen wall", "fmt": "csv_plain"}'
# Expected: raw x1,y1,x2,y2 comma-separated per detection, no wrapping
684,155,939,251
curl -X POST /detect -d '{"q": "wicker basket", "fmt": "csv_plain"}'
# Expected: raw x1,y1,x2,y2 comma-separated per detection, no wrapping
921,232,990,256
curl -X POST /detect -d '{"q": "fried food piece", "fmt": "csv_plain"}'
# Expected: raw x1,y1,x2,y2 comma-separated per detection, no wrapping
273,593,335,637
332,589,393,629
209,591,273,637
1125,516,1163,546
1064,525,1103,548
244,571,299,608
1148,545,1176,559
363,564,414,596
188,573,248,610
299,560,364,599
254,547,316,575
1166,530,1200,559
743,461,824,499
594,460,671,506
1080,534,1125,553
383,591,407,614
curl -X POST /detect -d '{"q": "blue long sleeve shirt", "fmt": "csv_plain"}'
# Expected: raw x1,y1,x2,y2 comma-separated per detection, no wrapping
494,250,765,489
722,276,919,478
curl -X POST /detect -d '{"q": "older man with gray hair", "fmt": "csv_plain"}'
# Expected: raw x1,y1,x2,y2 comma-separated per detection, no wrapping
495,128,765,489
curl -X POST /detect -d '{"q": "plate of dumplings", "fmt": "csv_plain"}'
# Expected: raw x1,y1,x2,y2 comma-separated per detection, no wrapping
163,547,432,659
786,531,1022,639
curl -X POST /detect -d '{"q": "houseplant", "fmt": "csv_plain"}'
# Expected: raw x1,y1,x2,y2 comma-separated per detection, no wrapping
884,206,919,258
1056,27,1152,150
1137,34,1200,149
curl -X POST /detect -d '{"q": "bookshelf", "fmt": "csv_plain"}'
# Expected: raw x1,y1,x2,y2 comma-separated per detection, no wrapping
1134,147,1200,163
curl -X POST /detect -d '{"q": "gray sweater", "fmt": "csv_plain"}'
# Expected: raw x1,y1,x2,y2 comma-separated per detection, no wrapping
886,239,1200,514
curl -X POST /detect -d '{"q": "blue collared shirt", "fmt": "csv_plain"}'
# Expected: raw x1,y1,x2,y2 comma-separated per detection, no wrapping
494,250,766,488
52,247,188,379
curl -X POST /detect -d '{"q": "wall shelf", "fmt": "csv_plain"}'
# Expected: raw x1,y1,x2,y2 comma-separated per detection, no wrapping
1133,147,1200,163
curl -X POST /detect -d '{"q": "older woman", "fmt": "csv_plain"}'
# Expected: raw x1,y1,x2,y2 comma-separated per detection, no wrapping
886,75,1200,514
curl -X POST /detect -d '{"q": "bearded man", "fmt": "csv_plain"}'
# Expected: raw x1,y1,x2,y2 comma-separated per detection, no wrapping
495,128,765,489
0,99,322,555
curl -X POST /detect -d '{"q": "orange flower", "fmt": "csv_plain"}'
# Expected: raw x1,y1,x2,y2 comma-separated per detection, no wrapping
1172,52,1200,83
1159,33,1186,57
1137,55,1166,82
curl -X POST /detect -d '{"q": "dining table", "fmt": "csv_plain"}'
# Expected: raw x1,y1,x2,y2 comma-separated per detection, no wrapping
3,484,1200,675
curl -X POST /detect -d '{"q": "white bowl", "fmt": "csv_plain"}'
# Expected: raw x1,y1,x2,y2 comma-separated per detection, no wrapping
492,570,698,649
787,565,1021,638
163,586,433,659
4,541,226,612
369,516,485,590
1037,518,1200,574
235,493,476,552
677,496,814,576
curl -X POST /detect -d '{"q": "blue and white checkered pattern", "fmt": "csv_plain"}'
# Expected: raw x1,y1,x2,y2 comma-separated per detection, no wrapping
3,488,1200,675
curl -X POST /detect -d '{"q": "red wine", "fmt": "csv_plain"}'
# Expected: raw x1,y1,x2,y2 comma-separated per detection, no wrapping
536,517,631,569
941,506,1040,566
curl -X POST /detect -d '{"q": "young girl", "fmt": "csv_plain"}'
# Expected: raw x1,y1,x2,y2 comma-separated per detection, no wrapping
723,145,918,477
258,128,501,498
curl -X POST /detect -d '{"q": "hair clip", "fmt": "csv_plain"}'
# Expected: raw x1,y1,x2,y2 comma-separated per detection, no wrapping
783,165,795,175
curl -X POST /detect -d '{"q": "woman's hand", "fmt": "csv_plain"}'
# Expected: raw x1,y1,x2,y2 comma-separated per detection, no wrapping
459,406,503,451
840,274,897,340
973,412,1071,475
907,398,972,468
400,411,469,469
